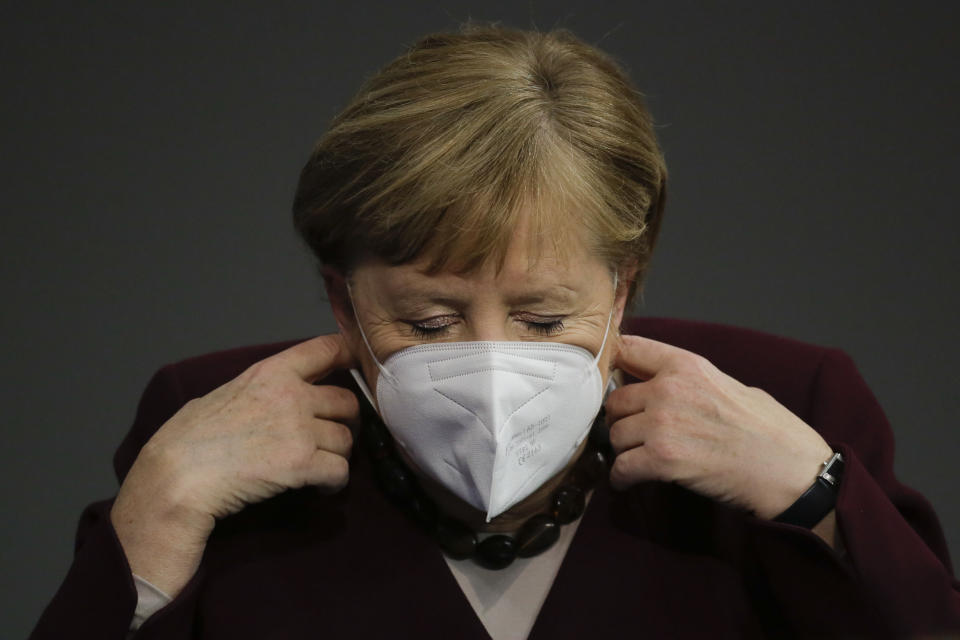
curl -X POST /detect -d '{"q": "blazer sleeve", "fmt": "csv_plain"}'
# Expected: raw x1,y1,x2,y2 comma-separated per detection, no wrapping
747,347,960,636
29,364,204,640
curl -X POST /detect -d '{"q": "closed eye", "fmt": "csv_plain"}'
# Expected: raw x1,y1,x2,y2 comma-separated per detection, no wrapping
408,315,459,339
406,316,566,339
524,319,564,336
410,323,451,339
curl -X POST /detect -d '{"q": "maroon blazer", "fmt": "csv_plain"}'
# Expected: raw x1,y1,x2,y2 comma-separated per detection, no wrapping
30,317,960,638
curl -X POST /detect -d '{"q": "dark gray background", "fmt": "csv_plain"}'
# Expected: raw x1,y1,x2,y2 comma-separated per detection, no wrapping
3,2,958,636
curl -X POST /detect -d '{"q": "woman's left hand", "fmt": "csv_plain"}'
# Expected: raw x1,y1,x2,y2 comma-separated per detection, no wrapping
605,334,835,524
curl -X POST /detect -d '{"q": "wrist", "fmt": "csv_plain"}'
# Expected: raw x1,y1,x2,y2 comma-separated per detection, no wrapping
771,449,845,528
111,454,216,597
747,439,832,519
110,496,212,598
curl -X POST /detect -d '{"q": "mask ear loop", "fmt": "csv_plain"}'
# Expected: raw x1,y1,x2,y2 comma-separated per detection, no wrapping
345,281,397,412
591,271,619,367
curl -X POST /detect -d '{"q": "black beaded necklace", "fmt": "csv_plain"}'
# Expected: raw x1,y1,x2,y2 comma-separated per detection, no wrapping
359,401,613,570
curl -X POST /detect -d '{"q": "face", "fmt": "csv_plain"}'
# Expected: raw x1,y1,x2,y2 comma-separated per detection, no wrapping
327,213,633,399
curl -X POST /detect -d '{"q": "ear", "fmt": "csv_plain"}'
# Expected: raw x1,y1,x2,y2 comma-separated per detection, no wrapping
321,266,357,338
321,266,385,410
613,262,639,330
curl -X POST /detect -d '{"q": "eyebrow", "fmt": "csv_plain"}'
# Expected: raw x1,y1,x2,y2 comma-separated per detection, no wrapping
504,285,579,306
389,282,580,309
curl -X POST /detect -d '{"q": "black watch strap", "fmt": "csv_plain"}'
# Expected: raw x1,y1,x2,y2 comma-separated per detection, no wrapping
772,451,845,528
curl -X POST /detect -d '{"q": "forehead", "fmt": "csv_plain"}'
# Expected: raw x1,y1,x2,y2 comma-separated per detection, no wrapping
420,197,602,274
365,209,610,300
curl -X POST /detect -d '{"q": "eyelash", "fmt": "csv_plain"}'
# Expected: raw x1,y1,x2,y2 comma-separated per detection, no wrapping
526,319,565,336
409,319,565,339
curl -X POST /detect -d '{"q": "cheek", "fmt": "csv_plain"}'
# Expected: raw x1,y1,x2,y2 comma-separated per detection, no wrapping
361,321,416,363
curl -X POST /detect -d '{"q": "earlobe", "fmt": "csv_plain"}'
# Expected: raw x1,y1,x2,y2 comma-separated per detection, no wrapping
613,264,638,330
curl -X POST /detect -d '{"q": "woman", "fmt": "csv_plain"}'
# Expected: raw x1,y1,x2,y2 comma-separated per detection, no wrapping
31,24,960,639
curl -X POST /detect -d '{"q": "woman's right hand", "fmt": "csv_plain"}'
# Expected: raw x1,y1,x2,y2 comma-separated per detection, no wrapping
110,334,359,598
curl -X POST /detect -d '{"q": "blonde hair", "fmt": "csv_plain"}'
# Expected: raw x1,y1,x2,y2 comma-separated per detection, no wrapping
293,23,667,304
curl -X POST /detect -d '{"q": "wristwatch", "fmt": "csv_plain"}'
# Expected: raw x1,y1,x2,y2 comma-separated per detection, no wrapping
772,451,845,528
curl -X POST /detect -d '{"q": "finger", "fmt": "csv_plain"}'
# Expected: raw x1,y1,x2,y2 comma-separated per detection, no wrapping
604,383,650,426
299,449,351,493
609,445,660,491
307,419,355,459
614,334,689,381
607,414,647,455
306,384,360,423
278,334,358,382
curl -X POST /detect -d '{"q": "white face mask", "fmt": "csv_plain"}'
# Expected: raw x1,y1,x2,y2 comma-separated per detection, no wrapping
348,276,616,522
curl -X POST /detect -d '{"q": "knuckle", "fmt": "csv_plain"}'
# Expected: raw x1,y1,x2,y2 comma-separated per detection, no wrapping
327,455,350,488
604,388,625,414
321,421,353,453
137,438,169,470
342,387,361,414
607,421,623,450
315,385,359,419
243,358,275,382
281,448,312,473
246,359,297,396
235,363,283,402
652,374,683,399
611,453,629,476
747,385,770,401
644,404,668,427
676,351,709,376
278,432,316,469
610,454,633,487
175,397,210,425
273,380,302,404
332,386,360,416
330,387,357,405
690,354,716,380
338,423,354,451
687,351,709,368
648,435,680,465
291,423,316,449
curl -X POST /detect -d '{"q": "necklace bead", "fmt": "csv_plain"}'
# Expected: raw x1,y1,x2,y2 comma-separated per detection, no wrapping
569,448,608,489
436,517,478,559
515,514,561,558
551,485,586,524
476,535,517,570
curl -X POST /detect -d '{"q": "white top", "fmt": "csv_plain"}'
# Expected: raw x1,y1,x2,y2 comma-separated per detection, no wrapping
128,573,173,635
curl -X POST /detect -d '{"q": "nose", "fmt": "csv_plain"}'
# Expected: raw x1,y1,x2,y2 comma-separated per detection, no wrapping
466,317,511,342
461,307,514,342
